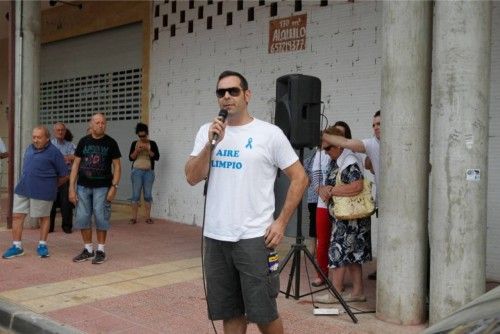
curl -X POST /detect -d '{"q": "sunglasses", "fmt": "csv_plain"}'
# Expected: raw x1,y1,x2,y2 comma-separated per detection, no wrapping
138,134,147,138
324,145,336,151
216,87,242,98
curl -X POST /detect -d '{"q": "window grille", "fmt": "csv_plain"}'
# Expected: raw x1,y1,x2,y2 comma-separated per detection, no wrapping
39,68,142,124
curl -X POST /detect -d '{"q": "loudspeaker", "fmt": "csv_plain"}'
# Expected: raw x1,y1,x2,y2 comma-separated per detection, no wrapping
275,74,321,149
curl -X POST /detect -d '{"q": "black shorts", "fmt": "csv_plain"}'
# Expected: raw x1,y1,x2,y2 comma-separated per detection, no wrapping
204,236,280,324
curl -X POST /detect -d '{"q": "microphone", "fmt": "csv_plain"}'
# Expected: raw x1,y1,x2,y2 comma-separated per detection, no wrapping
211,109,228,146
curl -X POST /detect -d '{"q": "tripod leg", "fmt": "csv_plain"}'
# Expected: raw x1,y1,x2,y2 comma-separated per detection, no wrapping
285,250,298,298
278,246,295,274
302,247,358,323
293,249,301,300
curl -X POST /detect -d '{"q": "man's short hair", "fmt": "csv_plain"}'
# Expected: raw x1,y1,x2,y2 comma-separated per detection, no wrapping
53,122,66,129
92,113,106,121
34,125,50,138
374,110,381,118
217,70,249,91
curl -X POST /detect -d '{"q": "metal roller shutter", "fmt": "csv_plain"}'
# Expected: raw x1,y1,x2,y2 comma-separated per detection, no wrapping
40,23,143,202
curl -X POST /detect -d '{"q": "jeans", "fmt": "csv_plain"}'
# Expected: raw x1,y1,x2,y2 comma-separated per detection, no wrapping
130,168,155,203
74,186,111,231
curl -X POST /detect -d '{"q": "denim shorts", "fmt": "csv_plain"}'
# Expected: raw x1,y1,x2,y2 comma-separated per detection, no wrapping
130,168,155,203
13,194,53,218
74,185,111,231
204,236,280,324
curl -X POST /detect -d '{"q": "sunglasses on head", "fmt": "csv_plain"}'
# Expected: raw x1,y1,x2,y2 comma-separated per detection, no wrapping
216,87,242,98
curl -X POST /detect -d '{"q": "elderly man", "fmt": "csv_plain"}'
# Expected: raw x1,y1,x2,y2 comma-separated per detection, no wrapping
2,126,68,259
50,122,76,233
69,113,121,264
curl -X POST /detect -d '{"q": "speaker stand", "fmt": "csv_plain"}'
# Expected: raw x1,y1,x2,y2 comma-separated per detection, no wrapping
278,148,358,323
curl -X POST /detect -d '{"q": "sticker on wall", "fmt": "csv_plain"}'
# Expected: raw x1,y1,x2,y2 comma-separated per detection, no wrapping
269,14,307,54
466,169,480,181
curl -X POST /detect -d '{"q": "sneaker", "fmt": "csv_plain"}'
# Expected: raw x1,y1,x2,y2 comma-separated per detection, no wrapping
336,293,366,303
316,292,366,304
315,293,336,304
311,278,325,287
92,250,106,264
37,244,50,258
2,245,24,259
73,249,95,262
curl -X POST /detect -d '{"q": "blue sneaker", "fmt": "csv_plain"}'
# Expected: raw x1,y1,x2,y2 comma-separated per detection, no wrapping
37,244,50,258
2,245,24,259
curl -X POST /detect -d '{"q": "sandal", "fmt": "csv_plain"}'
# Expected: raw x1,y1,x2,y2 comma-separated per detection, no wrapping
311,278,325,287
129,219,137,224
145,218,154,224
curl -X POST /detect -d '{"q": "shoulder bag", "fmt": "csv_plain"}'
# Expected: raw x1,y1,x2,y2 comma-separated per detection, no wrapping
328,172,375,220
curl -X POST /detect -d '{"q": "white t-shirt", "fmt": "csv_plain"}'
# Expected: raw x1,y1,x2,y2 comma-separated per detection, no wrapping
311,150,331,209
191,118,298,242
362,137,380,199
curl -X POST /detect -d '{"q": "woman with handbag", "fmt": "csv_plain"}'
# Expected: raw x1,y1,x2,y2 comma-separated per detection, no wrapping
316,126,373,304
311,121,358,287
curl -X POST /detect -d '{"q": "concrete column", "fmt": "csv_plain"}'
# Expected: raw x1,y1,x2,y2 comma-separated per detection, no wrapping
14,1,40,229
429,1,491,324
377,1,432,325
14,0,40,182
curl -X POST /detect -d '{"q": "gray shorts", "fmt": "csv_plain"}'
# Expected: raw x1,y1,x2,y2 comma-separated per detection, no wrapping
13,194,53,218
204,236,280,324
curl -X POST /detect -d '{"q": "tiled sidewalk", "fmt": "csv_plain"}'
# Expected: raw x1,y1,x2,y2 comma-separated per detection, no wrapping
0,205,426,334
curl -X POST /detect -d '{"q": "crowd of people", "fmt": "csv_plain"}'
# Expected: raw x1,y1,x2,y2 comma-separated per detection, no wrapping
1,113,159,264
0,70,380,334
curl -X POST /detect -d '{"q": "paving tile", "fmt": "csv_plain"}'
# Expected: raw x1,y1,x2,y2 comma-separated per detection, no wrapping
0,211,434,334
71,314,136,334
134,268,201,287
46,305,107,325
111,325,163,334
20,286,119,313
104,281,150,295
77,273,129,286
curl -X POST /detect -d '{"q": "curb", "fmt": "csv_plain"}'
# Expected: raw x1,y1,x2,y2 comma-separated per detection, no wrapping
0,298,82,334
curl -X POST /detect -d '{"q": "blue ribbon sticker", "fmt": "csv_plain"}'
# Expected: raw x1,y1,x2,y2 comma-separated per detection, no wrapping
245,138,253,149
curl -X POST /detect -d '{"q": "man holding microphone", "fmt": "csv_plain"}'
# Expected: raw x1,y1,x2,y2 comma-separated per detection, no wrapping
185,70,308,333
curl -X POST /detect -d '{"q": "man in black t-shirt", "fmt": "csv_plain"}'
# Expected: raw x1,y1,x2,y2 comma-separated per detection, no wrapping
69,113,121,264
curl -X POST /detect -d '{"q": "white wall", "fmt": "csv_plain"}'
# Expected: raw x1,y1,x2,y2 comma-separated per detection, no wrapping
150,0,381,224
149,0,500,280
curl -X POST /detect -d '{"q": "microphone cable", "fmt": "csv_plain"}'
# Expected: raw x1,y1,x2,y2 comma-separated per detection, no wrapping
199,110,227,334
200,143,218,334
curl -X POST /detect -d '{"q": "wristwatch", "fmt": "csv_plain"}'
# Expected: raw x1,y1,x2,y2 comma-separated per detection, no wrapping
112,183,119,189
